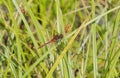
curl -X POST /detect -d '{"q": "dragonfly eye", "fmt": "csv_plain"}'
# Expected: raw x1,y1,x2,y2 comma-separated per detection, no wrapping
54,34,63,41
58,34,63,39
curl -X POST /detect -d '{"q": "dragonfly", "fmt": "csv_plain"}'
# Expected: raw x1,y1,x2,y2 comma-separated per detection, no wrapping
39,34,63,48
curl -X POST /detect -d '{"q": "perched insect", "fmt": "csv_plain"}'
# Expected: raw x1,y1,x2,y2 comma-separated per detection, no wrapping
39,34,63,48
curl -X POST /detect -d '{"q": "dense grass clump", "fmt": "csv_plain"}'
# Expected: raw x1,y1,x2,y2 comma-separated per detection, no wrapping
0,0,120,78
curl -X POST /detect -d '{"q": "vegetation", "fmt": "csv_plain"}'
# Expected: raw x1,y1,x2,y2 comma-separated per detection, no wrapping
0,0,120,78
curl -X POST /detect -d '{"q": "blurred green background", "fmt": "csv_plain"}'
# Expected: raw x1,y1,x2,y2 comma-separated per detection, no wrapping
0,0,120,78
